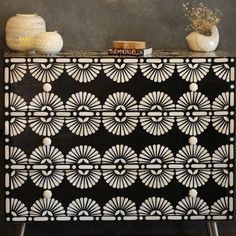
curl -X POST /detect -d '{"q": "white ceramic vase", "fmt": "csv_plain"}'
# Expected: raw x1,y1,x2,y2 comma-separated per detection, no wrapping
186,26,219,52
34,31,63,55
6,14,46,52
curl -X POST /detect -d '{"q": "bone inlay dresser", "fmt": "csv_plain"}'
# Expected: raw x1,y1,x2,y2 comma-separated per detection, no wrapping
3,50,235,235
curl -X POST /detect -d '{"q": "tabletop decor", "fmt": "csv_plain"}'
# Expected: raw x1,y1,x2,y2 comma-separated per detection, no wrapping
34,31,63,55
5,14,46,52
183,2,221,52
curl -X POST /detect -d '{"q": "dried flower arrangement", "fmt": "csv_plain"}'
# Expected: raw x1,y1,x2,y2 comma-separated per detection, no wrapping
183,2,222,36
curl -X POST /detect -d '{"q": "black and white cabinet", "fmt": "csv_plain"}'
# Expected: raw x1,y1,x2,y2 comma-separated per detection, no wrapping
4,50,235,235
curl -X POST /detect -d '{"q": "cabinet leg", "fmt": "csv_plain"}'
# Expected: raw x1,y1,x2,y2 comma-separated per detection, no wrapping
16,223,26,236
206,221,213,236
210,221,219,236
206,221,219,236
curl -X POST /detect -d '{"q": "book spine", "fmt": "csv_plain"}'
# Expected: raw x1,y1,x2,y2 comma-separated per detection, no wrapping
108,48,144,56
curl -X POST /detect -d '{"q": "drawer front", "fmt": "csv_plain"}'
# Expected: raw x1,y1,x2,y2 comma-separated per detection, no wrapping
4,56,235,222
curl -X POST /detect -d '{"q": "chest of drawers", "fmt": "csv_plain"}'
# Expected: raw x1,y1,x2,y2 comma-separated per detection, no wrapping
4,50,235,227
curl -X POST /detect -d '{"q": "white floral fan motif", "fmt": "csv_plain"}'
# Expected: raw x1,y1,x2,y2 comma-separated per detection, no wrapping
102,144,138,189
140,62,175,82
9,147,28,189
67,197,101,219
30,198,65,219
9,64,27,84
103,197,137,220
177,63,210,82
9,198,29,218
139,144,174,188
103,62,138,83
29,145,65,189
213,64,231,82
212,92,231,135
28,92,64,136
139,91,175,136
29,63,64,83
175,196,210,216
212,145,230,188
211,197,230,216
103,92,138,136
66,145,101,189
176,92,211,135
139,197,174,219
66,63,101,83
65,92,101,136
9,93,27,136
175,145,211,188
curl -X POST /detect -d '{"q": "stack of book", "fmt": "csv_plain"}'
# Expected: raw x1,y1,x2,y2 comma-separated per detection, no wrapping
108,40,152,56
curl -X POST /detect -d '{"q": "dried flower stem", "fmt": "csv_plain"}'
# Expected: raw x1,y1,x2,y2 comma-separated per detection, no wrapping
183,2,222,36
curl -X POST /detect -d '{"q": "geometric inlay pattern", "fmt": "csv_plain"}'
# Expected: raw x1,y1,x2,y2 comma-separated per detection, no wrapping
4,51,235,222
